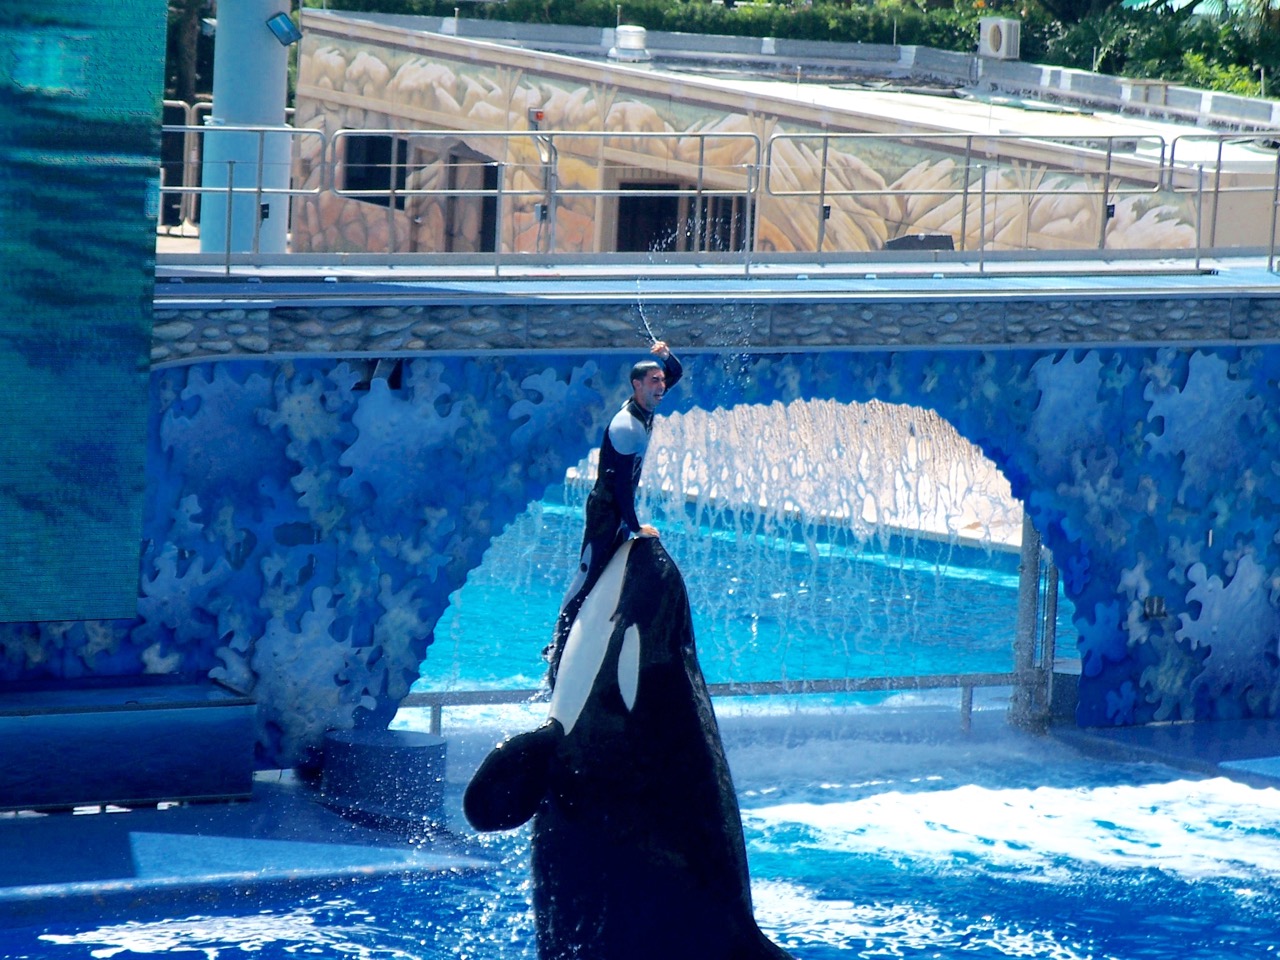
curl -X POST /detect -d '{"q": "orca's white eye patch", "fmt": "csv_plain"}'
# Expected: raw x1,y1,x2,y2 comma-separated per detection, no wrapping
618,624,640,711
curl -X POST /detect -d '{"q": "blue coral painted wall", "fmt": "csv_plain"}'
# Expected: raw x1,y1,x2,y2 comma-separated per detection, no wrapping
2,345,1274,767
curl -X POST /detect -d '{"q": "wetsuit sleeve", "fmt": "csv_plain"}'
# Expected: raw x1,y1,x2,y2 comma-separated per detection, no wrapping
611,460,642,534
661,352,683,390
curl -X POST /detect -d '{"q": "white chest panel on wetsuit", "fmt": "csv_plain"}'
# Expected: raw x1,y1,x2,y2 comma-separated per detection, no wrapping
606,404,649,458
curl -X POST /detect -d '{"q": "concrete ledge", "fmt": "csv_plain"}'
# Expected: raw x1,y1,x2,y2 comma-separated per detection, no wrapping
0,677,255,811
1050,716,1280,789
147,258,1280,364
0,779,491,927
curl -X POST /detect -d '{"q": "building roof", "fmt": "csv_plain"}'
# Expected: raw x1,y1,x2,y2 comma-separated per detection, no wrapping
309,9,1278,170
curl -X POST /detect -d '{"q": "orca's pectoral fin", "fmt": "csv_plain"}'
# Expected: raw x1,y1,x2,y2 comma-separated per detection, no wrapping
463,718,563,832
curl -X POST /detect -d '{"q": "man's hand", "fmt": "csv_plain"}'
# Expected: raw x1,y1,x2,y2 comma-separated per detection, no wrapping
650,341,672,360
638,524,660,538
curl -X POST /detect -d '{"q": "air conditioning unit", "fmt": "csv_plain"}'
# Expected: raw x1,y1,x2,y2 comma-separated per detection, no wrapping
978,17,1021,60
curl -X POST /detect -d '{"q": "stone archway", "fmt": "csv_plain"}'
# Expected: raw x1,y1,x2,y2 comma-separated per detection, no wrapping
423,395,1035,710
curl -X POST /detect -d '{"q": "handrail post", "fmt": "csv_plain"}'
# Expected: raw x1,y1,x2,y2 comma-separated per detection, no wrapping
1097,138,1114,251
1208,137,1227,248
177,103,200,230
1011,514,1042,729
1195,164,1205,271
223,159,235,275
387,140,399,255
1270,149,1280,274
1040,556,1060,718
546,133,558,257
495,161,506,278
959,136,974,253
694,136,707,253
978,166,987,275
816,133,831,253
252,130,266,256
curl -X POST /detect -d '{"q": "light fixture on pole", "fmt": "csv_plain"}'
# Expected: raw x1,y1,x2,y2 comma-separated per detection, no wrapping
265,11,302,46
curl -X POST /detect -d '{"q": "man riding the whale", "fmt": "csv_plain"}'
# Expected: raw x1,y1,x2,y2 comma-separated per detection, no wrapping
546,340,682,684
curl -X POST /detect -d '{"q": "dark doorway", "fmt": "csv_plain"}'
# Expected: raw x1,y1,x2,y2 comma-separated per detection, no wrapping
479,161,498,253
444,149,498,253
617,182,753,253
692,194,752,252
617,182,681,253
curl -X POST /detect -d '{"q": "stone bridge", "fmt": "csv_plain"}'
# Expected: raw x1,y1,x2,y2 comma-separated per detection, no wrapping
8,261,1279,769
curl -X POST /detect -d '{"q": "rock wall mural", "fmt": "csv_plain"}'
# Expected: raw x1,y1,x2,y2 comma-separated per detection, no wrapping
290,23,1197,257
2,346,1276,766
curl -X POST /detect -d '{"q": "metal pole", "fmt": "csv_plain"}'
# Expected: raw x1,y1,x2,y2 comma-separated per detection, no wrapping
694,136,706,252
959,137,973,252
1040,558,1060,718
816,134,831,252
1010,514,1042,728
494,162,506,278
387,142,399,255
1195,164,1204,272
978,166,987,275
252,130,265,255
1209,137,1226,248
546,135,558,256
224,159,235,275
1097,138,1114,251
1270,150,1280,274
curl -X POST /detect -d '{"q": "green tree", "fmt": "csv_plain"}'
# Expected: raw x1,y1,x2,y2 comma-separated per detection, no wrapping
167,0,209,103
1031,0,1120,26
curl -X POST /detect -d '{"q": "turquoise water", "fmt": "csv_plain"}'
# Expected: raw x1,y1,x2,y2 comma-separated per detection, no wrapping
418,496,1054,694
12,500,1280,959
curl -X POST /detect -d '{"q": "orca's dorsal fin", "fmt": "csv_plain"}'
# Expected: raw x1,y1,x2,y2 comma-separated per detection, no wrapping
463,719,563,832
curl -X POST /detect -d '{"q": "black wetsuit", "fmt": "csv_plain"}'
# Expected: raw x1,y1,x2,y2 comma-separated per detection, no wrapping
547,353,683,683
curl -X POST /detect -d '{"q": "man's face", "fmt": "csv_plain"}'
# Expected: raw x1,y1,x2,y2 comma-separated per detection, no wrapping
632,367,667,413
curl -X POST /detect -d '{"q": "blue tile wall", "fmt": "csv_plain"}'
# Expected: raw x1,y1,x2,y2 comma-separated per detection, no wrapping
2,345,1274,766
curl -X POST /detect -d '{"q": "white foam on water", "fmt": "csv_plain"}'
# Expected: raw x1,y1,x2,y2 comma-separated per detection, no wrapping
745,775,1280,883
38,903,398,958
750,879,1097,959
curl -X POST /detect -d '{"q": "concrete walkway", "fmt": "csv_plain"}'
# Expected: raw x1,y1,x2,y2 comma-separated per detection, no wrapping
1053,716,1280,790
0,773,489,928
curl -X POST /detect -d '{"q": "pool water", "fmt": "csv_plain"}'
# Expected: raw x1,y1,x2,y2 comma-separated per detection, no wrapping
10,713,1280,959
419,496,1061,693
6,501,1278,959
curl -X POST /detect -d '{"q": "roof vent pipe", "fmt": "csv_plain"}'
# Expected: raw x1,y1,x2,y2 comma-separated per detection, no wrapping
609,25,651,62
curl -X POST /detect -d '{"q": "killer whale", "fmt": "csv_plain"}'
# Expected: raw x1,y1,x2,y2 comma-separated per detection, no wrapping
464,537,792,960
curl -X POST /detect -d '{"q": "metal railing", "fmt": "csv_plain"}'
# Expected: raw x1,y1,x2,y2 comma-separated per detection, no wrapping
323,128,764,258
159,100,212,232
161,123,327,264
400,671,1024,736
156,121,1280,271
764,131,1174,255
